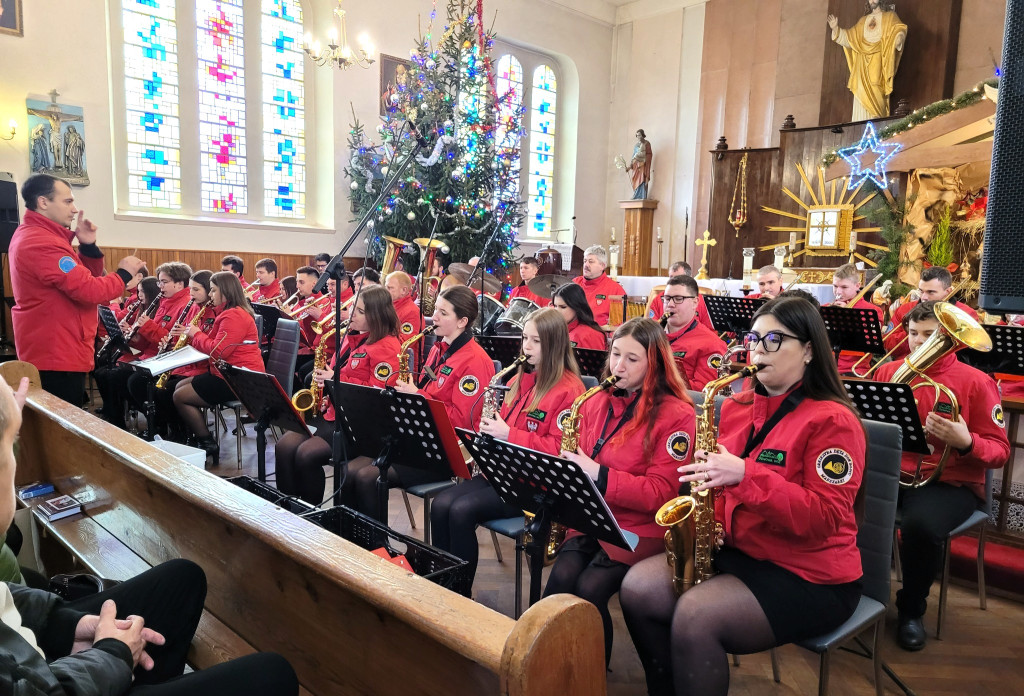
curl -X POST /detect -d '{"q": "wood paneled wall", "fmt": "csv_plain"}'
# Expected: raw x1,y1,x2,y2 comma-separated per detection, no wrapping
819,0,962,125
97,248,366,280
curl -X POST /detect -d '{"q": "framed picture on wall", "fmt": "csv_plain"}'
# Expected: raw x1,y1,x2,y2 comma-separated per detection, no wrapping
379,54,413,117
26,97,90,187
0,0,23,37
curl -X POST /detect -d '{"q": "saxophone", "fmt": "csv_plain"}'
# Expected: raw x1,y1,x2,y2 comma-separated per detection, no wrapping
480,354,528,422
292,326,338,415
398,326,435,383
655,364,759,595
155,301,213,389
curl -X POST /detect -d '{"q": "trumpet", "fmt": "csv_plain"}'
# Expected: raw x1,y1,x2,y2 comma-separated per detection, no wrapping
276,291,301,308
311,295,356,334
280,293,332,321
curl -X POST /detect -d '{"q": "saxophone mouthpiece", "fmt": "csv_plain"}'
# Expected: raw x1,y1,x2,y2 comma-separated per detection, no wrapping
602,375,620,388
740,364,760,377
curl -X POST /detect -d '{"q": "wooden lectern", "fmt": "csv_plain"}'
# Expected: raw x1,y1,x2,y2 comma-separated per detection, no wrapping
619,199,658,276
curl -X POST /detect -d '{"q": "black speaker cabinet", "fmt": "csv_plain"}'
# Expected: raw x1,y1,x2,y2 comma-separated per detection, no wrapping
0,173,18,256
979,0,1024,313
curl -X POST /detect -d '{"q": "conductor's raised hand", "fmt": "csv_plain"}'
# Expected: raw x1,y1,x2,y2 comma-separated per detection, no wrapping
73,211,98,245
118,256,147,277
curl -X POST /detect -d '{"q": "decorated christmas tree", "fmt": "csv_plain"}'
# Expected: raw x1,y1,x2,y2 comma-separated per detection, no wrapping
344,0,525,281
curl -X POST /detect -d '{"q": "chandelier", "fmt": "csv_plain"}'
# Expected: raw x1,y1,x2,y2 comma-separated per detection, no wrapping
302,0,375,70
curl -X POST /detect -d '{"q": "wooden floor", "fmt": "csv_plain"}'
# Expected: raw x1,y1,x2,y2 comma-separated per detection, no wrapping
154,407,1024,695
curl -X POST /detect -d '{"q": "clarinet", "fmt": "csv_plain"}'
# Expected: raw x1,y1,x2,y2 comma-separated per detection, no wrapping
107,295,161,365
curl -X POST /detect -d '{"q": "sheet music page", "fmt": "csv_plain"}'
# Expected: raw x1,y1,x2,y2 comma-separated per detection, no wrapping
132,346,210,375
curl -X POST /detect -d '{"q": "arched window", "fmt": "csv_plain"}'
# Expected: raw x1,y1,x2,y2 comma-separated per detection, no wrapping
117,0,307,220
494,54,523,200
527,65,557,237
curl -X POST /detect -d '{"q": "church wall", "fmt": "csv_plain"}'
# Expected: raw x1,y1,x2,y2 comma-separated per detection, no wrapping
0,0,613,259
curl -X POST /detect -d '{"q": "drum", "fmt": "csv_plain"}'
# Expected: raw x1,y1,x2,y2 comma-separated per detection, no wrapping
536,247,563,276
477,295,506,333
494,297,540,335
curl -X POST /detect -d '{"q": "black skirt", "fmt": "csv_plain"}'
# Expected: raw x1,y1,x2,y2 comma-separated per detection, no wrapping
191,373,237,406
716,546,862,644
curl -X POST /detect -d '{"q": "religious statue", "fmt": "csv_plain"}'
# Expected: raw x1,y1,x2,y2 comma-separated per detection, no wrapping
626,129,652,200
828,1,907,120
63,125,86,177
30,125,50,172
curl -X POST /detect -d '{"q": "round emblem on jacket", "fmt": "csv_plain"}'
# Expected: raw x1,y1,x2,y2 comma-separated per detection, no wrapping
401,322,414,335
58,256,77,273
556,408,572,432
708,354,723,370
666,431,691,461
993,404,1005,428
374,362,393,382
459,375,480,396
816,448,854,485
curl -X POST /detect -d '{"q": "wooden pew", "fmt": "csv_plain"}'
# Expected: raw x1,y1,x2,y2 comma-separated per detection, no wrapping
2,362,605,696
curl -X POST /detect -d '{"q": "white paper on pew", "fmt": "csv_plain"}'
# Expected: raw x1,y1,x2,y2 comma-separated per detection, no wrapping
132,346,210,376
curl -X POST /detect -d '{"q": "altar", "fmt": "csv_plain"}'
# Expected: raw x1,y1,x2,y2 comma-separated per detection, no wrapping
615,275,834,306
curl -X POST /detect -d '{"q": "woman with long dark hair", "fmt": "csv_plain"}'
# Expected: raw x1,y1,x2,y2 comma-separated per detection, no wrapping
544,317,696,665
551,282,607,350
619,296,866,696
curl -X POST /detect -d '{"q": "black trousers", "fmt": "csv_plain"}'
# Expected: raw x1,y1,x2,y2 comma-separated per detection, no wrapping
63,559,297,695
896,482,982,618
39,371,87,407
126,372,185,439
93,364,134,428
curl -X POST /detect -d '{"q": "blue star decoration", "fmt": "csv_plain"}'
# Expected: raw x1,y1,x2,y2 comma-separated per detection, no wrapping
837,122,902,190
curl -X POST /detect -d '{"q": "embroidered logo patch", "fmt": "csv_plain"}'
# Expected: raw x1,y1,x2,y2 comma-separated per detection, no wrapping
755,448,786,466
374,362,393,382
570,340,578,348
353,352,368,359
440,365,454,376
459,375,480,396
527,421,539,433
58,256,76,273
935,401,954,416
993,404,1005,428
161,315,172,323
708,354,723,370
673,351,687,359
401,322,414,335
527,408,547,422
816,448,854,485
557,408,572,432
666,431,691,461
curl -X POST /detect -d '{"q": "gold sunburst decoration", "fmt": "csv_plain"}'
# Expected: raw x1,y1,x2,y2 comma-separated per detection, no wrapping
759,163,888,267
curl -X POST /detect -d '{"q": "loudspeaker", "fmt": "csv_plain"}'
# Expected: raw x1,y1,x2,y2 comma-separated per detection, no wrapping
0,173,18,255
979,0,1024,313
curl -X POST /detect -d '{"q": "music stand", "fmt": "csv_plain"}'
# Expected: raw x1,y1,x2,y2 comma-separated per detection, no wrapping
842,380,930,456
220,365,311,482
477,335,521,368
332,382,470,522
819,306,885,359
958,325,1024,376
573,347,609,377
253,304,285,343
702,295,766,336
456,428,638,608
97,306,128,367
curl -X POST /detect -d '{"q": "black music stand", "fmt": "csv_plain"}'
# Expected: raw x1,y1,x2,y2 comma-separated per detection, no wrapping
819,306,885,360
456,429,638,608
842,380,930,456
477,335,521,368
97,306,128,368
220,365,311,482
702,295,766,336
573,347,609,377
332,382,470,523
253,304,285,343
958,324,1024,376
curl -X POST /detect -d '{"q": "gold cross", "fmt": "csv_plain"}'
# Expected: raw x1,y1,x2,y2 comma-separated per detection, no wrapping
695,230,717,280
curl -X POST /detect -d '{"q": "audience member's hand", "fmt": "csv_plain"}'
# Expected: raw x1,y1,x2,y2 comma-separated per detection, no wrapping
85,599,166,671
11,377,29,412
74,211,98,245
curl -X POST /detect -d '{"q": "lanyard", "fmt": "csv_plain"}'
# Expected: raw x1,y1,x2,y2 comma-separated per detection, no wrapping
739,387,805,459
591,392,641,458
419,331,473,388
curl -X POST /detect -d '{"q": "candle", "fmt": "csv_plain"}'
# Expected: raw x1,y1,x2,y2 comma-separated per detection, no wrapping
657,226,662,241
610,227,616,244
610,250,619,267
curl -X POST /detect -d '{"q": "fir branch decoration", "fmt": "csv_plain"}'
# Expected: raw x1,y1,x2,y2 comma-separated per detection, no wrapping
927,206,955,269
864,191,914,298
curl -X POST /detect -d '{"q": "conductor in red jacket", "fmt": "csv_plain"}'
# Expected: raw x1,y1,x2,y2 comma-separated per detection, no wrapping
9,174,145,403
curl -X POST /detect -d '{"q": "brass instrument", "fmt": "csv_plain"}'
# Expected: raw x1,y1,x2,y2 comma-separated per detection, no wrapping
414,237,447,315
155,301,212,389
397,326,435,383
292,326,338,415
481,355,529,422
780,272,804,294
656,364,760,595
832,273,882,308
888,301,992,488
381,235,410,277
311,295,355,334
243,281,261,300
714,344,750,396
280,293,331,321
276,291,301,308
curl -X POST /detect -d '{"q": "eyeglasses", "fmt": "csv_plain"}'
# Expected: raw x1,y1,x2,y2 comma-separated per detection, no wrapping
742,330,802,352
663,295,698,304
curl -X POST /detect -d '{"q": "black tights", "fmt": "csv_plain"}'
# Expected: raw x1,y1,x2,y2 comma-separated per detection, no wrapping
542,537,630,665
619,555,776,696
172,378,212,440
350,458,449,523
274,429,332,505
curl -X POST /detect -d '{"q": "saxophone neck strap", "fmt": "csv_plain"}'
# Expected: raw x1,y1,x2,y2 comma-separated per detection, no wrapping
739,387,805,459
591,392,641,458
418,331,473,388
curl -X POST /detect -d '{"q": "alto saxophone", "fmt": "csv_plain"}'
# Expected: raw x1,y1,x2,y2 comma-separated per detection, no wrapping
480,354,528,422
656,364,759,595
398,326,435,383
155,301,213,389
292,325,338,415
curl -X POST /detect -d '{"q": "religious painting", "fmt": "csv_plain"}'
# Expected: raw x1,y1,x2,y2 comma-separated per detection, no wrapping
26,97,90,187
379,54,413,117
0,0,23,37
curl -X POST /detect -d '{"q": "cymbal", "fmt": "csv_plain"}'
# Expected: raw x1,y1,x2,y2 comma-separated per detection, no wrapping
446,263,502,295
412,237,447,250
526,274,570,299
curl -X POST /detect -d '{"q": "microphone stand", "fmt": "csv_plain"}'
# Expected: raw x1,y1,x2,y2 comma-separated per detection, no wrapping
465,206,512,335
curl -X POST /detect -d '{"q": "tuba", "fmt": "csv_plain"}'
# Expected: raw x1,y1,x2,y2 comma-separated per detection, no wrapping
656,364,759,595
888,301,992,488
380,236,410,277
414,237,447,315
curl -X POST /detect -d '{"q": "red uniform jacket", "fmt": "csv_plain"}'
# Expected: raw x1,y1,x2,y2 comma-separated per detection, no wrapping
189,306,264,378
874,353,1009,499
576,391,697,565
394,295,424,342
835,298,884,374
173,303,218,378
666,318,728,390
420,336,496,430
500,370,585,455
251,278,282,303
568,320,607,351
508,283,550,307
9,210,127,372
649,293,714,331
338,286,354,304
884,299,979,360
716,386,865,584
134,288,192,359
322,334,402,422
572,273,626,326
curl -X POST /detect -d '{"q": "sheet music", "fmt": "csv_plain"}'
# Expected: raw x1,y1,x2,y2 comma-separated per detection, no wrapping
131,346,209,376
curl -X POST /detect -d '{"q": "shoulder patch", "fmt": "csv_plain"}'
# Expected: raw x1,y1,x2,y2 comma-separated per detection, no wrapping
755,448,786,467
666,431,692,461
707,354,723,370
401,321,414,335
459,375,480,397
526,408,547,422
993,404,1005,428
570,340,578,348
816,448,854,485
557,408,573,432
58,255,77,273
374,362,393,382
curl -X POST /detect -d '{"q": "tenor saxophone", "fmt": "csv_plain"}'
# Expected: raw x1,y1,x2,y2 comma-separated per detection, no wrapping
155,301,213,389
655,364,759,595
397,326,435,383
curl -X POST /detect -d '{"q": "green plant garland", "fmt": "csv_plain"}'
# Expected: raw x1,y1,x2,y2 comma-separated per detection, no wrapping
864,189,914,298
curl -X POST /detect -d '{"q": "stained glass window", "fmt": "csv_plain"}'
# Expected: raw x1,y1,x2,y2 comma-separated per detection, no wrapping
261,0,305,218
123,0,181,209
528,65,557,237
494,55,523,201
197,0,246,214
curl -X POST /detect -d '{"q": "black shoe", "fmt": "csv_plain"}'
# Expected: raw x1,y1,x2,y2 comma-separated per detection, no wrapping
198,438,220,468
897,614,927,651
